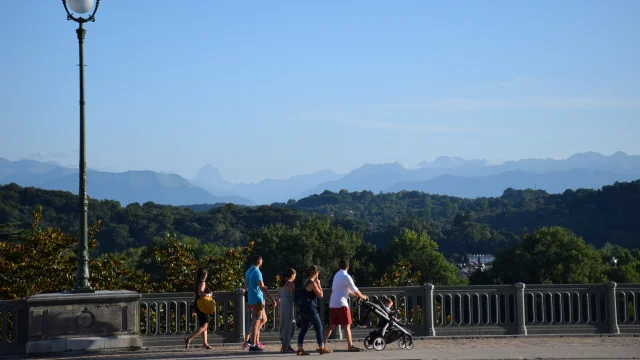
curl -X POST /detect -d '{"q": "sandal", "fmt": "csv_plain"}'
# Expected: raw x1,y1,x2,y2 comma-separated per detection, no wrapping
184,337,190,349
202,345,213,349
348,346,364,352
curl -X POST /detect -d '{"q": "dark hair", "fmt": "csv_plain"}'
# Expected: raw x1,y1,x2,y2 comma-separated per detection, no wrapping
338,259,349,270
304,265,320,278
384,298,393,305
279,268,296,287
252,255,262,266
194,268,208,292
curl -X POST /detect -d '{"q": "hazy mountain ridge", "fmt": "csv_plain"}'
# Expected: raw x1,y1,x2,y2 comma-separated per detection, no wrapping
3,151,640,205
0,158,252,206
296,152,640,198
192,164,342,204
385,168,640,198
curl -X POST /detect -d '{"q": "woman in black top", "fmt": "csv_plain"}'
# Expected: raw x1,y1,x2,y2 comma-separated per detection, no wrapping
185,268,213,349
296,265,332,355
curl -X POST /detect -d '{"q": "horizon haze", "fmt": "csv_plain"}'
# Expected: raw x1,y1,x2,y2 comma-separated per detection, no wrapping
2,151,639,205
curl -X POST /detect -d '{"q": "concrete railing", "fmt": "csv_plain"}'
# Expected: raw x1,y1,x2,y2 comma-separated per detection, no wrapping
136,282,640,347
0,299,27,356
616,283,640,334
2,282,638,354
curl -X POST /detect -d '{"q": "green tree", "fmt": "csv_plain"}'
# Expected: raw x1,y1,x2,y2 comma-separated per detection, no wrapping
388,229,466,285
374,260,421,287
250,219,364,285
490,227,607,284
598,243,640,283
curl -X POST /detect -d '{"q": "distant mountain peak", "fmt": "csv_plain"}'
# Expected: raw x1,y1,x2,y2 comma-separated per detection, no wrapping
194,164,228,184
568,151,605,161
353,162,407,174
611,151,629,158
418,156,487,169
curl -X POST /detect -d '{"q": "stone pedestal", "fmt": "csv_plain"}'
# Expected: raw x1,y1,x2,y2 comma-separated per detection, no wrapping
24,290,141,354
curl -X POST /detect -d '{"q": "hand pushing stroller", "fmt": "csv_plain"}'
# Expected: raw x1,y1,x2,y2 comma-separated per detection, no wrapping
358,298,414,351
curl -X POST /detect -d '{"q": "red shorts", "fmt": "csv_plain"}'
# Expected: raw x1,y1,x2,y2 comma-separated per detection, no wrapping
330,306,352,326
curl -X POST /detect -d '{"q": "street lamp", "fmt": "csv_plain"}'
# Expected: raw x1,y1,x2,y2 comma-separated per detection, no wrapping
62,0,101,293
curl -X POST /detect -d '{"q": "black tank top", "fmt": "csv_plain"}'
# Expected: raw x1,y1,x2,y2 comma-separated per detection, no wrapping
301,279,318,314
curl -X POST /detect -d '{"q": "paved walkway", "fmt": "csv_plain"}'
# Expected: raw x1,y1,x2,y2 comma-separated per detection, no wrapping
20,336,640,360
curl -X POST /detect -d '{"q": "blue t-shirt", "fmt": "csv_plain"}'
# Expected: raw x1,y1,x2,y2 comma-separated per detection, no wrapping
245,266,264,305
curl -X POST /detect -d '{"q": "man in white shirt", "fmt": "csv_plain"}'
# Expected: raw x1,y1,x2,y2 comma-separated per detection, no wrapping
323,259,367,352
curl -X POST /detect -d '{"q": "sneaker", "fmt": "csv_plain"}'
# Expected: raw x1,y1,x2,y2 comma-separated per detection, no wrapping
297,349,310,356
257,342,265,348
242,342,250,349
249,345,264,352
317,347,332,354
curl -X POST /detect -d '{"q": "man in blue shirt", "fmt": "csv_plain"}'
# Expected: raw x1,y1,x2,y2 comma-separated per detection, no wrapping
244,255,277,352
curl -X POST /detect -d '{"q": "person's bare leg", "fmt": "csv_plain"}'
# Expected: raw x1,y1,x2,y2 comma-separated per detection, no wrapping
251,314,261,347
255,310,266,345
187,325,206,342
344,325,353,348
323,324,336,344
201,324,210,347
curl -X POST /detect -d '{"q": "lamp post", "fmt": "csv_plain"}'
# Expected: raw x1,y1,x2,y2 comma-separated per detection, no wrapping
62,0,100,293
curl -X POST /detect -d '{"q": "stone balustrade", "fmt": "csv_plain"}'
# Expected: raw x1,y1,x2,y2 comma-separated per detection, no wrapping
1,282,638,355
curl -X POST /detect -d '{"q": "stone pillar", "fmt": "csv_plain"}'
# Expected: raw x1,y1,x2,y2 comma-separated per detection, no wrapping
24,290,141,354
515,282,527,335
235,288,246,343
424,284,436,336
606,281,620,334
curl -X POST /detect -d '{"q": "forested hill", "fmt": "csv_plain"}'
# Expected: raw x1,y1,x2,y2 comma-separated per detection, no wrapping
288,181,640,249
1,180,638,255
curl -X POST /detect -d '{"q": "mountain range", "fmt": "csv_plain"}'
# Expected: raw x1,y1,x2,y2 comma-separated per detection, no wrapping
0,158,251,206
1,151,639,205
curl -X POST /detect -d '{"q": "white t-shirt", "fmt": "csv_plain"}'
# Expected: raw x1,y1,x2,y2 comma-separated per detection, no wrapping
329,269,359,308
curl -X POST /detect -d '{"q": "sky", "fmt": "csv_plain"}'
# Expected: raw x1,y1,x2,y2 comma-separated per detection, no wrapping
1,0,639,183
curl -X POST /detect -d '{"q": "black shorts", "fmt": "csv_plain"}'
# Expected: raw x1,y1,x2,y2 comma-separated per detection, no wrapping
194,302,209,327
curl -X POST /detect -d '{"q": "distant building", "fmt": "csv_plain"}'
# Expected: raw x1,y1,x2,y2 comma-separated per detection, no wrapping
467,254,495,265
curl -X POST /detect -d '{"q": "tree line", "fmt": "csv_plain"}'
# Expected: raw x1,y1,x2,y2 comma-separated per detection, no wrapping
1,181,639,299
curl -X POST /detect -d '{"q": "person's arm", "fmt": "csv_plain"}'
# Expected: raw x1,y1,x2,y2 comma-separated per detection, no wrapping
347,275,366,300
307,279,323,298
198,282,208,297
258,280,278,306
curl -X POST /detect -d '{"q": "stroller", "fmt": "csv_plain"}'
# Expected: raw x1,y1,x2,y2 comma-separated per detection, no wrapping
358,298,414,351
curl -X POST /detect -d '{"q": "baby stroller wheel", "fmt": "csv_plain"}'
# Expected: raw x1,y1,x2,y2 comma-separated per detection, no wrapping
398,338,406,349
405,339,414,350
363,336,374,350
372,337,386,351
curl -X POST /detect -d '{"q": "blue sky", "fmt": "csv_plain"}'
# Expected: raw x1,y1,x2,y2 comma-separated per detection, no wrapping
1,0,639,183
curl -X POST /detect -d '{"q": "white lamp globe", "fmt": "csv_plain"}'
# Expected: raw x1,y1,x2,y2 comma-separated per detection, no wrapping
68,0,95,14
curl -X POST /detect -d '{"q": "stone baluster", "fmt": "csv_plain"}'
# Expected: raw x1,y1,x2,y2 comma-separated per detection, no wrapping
424,284,436,336
515,282,527,335
606,281,620,334
235,288,246,343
